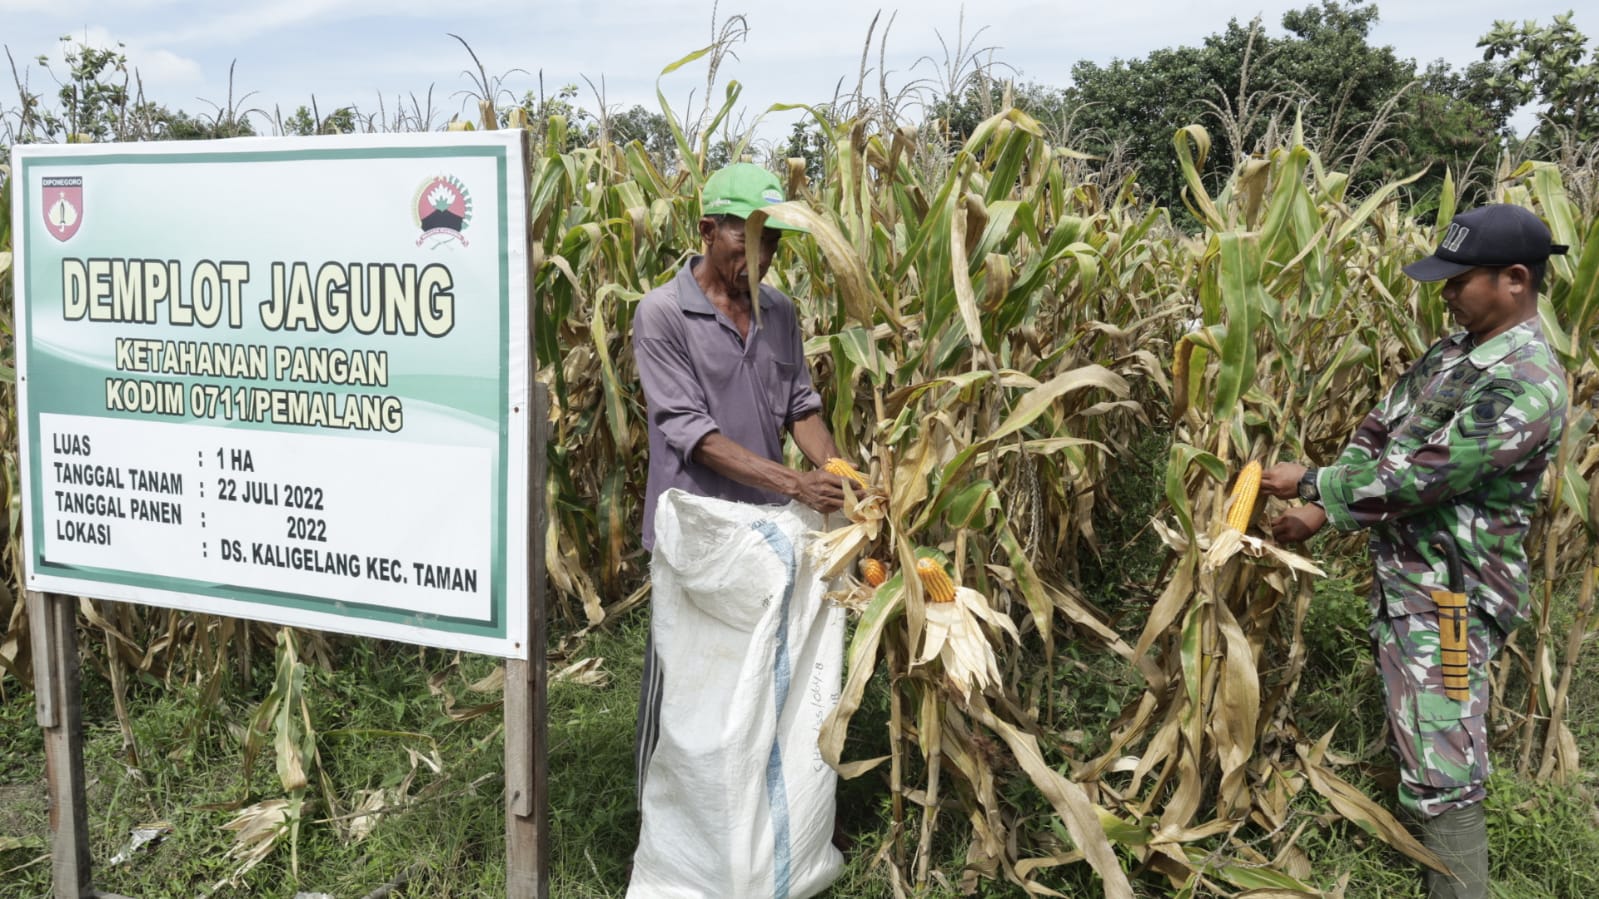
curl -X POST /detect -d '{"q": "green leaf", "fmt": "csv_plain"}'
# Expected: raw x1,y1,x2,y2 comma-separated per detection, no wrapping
1166,444,1226,541
940,480,998,529
834,325,884,384
1213,232,1263,419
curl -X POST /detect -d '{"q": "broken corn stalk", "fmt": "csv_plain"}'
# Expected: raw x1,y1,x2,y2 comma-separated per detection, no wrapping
1172,337,1196,420
825,457,871,490
916,557,957,603
1225,461,1262,533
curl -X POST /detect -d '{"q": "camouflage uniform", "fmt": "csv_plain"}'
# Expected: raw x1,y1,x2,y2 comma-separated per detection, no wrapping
1313,318,1567,817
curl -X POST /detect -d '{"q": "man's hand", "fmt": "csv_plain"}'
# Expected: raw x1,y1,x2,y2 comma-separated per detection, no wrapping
1270,504,1327,543
1261,462,1308,499
695,431,845,513
793,468,846,513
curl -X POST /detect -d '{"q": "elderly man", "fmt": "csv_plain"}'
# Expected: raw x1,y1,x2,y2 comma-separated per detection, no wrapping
630,162,847,797
1262,204,1568,899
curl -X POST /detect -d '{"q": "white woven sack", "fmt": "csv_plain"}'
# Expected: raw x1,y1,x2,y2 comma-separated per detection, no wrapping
628,490,845,899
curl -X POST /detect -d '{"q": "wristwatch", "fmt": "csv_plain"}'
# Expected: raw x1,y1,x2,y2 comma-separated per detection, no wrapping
1297,467,1321,503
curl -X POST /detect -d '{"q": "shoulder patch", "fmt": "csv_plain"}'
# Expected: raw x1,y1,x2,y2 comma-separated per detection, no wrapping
1457,379,1525,438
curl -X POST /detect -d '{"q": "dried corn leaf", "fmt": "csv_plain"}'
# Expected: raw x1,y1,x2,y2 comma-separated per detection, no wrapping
916,587,1018,698
1295,746,1445,872
553,656,610,687
971,699,1134,899
468,666,506,693
345,788,395,843
819,581,901,779
219,798,292,880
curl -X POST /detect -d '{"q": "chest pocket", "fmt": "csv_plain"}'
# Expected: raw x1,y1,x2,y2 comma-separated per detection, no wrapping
762,358,800,424
1395,363,1482,443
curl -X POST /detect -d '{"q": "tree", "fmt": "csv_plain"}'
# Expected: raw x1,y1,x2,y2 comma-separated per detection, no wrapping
607,103,676,168
926,80,1073,151
7,38,258,146
1473,12,1597,147
510,82,598,151
36,37,131,141
147,106,257,140
1063,1,1505,215
282,104,356,136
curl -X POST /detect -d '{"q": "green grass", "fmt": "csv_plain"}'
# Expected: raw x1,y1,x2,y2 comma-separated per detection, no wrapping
2,573,1597,898
0,618,945,898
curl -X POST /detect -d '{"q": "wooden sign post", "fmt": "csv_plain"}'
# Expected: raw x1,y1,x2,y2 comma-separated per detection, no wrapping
506,386,551,899
27,589,94,899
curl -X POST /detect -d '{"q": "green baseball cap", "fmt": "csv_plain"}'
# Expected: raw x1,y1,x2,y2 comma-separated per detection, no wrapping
700,163,806,232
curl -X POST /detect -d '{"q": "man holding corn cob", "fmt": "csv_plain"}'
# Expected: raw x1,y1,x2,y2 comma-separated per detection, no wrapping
630,163,851,845
1262,204,1569,899
633,162,846,558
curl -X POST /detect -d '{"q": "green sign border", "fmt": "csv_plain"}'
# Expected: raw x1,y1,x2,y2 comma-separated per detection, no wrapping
20,144,515,640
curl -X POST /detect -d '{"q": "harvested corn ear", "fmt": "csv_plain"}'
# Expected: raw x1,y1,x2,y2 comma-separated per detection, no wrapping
825,457,871,490
1225,461,1261,533
916,557,957,603
860,557,888,587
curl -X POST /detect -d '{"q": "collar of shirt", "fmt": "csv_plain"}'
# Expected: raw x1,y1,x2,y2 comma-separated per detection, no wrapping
1456,317,1546,370
673,255,777,317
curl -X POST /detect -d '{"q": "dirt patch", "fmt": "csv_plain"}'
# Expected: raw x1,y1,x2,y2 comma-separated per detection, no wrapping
0,781,48,836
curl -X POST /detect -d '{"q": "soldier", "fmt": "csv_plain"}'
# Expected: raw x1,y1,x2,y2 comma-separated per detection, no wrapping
1261,204,1568,899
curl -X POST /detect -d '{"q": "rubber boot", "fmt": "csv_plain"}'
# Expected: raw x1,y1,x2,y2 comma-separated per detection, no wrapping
1420,804,1488,899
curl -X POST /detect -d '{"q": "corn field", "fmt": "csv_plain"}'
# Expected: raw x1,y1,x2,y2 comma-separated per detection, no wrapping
3,61,1598,897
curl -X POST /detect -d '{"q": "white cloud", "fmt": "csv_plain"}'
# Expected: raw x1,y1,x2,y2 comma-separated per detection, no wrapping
130,46,204,88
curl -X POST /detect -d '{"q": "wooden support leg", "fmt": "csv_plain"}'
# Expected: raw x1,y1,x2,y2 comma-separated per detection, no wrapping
505,385,550,899
27,590,93,898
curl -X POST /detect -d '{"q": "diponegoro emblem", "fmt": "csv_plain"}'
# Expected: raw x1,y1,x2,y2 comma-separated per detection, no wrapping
43,176,84,242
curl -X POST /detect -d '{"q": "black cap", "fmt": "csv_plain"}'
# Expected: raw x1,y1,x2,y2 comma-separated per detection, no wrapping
1403,204,1569,282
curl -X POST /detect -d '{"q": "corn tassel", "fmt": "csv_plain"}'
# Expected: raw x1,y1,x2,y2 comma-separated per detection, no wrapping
916,558,957,603
825,457,871,491
860,558,888,587
1225,461,1262,533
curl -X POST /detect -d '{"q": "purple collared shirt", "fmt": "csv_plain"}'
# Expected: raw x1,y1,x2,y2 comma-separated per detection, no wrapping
633,257,824,549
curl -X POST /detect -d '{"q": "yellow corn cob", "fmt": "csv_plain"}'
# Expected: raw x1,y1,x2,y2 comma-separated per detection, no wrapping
1225,461,1262,533
860,558,888,587
916,557,957,603
825,457,870,491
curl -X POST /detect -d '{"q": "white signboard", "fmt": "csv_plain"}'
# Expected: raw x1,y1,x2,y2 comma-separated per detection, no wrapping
12,132,532,658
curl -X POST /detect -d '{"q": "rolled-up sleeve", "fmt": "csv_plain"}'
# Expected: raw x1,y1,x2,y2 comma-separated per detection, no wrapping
784,324,824,425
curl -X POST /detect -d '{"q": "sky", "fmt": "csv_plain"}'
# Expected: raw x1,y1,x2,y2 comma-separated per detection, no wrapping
0,0,1585,141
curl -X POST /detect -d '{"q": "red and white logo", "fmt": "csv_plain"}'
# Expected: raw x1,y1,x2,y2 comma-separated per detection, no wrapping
414,175,472,247
43,176,84,242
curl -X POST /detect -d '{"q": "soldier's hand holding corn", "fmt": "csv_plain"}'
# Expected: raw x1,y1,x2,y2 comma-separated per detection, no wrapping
1259,463,1325,543
1269,505,1326,543
1260,463,1306,498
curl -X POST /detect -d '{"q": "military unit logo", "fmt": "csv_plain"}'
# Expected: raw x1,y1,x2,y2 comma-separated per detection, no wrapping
43,176,84,242
414,175,472,247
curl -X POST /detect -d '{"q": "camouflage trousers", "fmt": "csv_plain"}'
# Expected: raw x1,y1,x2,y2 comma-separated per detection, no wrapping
1370,604,1501,819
